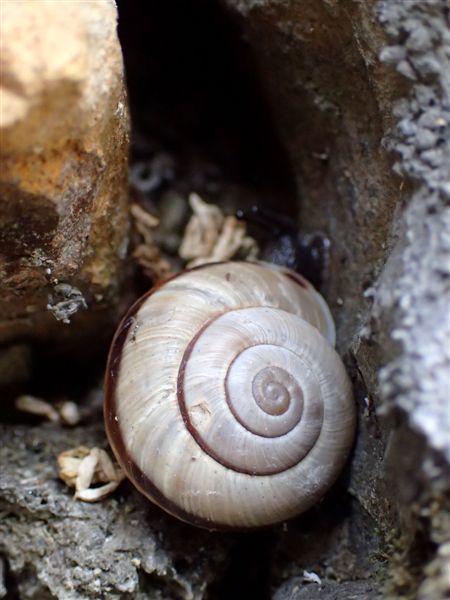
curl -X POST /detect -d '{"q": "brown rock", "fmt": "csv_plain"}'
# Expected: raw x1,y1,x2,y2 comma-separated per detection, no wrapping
0,0,130,347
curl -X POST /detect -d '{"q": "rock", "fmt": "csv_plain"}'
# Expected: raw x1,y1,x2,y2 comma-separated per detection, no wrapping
222,0,450,596
0,423,229,600
273,577,382,600
0,0,130,350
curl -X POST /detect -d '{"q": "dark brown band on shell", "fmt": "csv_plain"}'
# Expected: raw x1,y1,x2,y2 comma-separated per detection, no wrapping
175,312,268,474
223,356,303,439
104,261,328,530
279,269,310,289
104,263,253,529
104,300,239,531
176,309,315,475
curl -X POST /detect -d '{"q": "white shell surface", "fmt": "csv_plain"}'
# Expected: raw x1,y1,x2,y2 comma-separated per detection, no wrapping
107,262,355,529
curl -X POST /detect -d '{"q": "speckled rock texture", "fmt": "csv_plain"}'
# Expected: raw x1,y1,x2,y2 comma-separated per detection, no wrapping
0,1,130,352
222,0,450,598
0,423,228,600
273,576,382,600
0,418,381,600
373,2,450,598
1,0,449,598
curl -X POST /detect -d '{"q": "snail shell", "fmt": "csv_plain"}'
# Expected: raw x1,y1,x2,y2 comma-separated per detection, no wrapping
104,261,355,530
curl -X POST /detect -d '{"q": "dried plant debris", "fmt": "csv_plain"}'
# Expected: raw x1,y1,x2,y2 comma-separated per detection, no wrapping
131,194,258,282
15,395,81,426
58,446,125,502
47,283,87,324
179,193,259,267
302,571,322,585
56,400,82,426
179,193,223,260
131,203,173,282
129,153,176,194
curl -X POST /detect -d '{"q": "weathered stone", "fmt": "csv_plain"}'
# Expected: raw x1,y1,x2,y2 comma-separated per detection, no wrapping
0,423,229,600
0,0,130,347
222,0,450,597
273,577,382,600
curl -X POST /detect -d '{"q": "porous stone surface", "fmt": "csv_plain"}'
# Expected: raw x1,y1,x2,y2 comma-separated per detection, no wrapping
0,0,130,347
0,423,229,600
273,576,382,600
375,0,450,463
222,0,450,597
372,2,450,598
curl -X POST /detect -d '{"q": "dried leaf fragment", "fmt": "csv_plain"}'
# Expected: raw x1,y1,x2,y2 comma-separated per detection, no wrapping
58,446,125,502
58,446,91,487
55,400,81,426
179,193,224,260
131,202,173,282
15,394,60,423
179,194,259,267
15,395,81,426
303,570,322,584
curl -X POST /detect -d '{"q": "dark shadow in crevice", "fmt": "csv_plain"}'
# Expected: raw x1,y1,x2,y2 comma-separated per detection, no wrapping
114,4,307,599
116,0,296,213
206,530,275,600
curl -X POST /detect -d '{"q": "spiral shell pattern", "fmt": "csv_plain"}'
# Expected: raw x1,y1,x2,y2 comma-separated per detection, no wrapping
105,262,355,529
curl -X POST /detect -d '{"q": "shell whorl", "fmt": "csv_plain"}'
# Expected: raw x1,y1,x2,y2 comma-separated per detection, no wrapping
105,262,355,529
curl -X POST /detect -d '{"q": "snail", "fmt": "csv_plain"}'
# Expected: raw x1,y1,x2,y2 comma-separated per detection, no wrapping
104,261,356,530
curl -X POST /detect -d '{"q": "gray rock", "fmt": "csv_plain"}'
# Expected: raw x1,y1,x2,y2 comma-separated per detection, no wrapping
273,577,382,600
0,424,229,600
223,0,450,597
